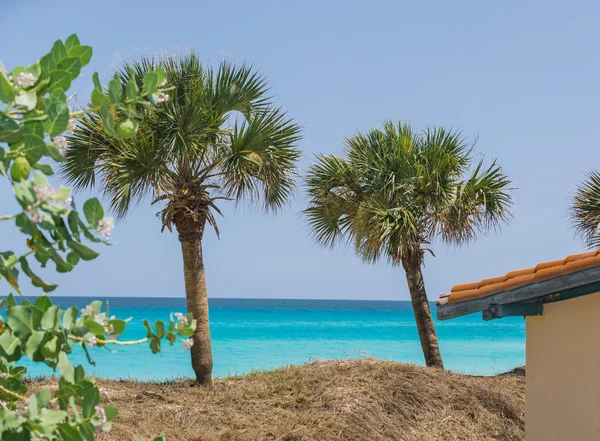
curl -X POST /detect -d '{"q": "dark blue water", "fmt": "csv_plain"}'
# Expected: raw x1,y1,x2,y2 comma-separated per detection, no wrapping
20,297,525,380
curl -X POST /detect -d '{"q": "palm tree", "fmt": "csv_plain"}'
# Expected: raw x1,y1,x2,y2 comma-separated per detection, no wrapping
62,52,302,384
304,121,513,368
571,170,600,248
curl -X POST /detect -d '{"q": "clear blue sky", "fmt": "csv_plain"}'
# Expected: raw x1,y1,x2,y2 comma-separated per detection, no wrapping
1,0,599,300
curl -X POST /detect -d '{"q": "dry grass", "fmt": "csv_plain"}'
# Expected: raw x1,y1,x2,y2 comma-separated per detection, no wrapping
33,359,525,441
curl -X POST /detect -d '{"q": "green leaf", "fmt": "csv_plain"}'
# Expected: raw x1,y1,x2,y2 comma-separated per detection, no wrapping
149,337,161,354
40,409,68,425
104,406,118,420
143,320,155,338
108,73,122,105
10,366,27,381
142,72,159,96
91,89,106,109
92,72,102,91
62,307,78,331
0,117,22,143
0,330,21,358
24,330,44,361
50,87,67,103
66,252,80,266
82,387,100,417
51,40,68,64
54,186,72,201
67,240,99,261
13,181,36,207
177,327,194,337
34,295,52,312
79,421,95,441
45,144,66,162
108,319,126,336
68,46,93,67
84,319,105,337
116,118,138,138
80,222,102,243
14,90,37,110
155,320,165,338
57,57,82,80
65,34,81,50
40,52,56,75
50,70,72,92
126,75,140,103
41,305,60,330
32,163,55,175
0,75,15,102
32,170,49,186
44,101,70,136
19,258,57,293
15,213,35,235
57,352,75,383
74,364,86,383
41,334,60,359
49,249,74,273
90,300,102,315
6,305,34,339
58,423,84,441
83,198,104,227
20,121,46,164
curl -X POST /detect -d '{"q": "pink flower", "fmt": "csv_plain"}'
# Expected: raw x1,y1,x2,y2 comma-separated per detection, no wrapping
97,217,114,239
94,405,107,424
52,136,68,154
15,72,36,87
33,184,57,202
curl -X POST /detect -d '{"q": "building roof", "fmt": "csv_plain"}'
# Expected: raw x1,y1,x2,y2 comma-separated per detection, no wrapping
445,250,600,304
436,250,600,321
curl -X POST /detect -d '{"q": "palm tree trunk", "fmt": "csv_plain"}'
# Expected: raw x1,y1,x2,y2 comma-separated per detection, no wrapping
176,216,213,384
401,250,444,369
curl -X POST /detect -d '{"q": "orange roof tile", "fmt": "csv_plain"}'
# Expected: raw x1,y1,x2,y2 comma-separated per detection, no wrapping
446,250,600,304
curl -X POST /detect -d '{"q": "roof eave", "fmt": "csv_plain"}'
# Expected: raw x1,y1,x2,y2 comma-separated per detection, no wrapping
436,265,600,320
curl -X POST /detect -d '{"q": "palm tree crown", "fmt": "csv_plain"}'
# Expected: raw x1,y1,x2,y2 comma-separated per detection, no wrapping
63,52,302,235
305,121,513,264
62,52,302,384
571,170,600,248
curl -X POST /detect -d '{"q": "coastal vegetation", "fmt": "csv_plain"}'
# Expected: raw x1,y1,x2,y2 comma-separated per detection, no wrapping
571,170,600,248
63,53,303,385
29,359,525,441
0,35,195,440
304,121,513,368
0,31,553,441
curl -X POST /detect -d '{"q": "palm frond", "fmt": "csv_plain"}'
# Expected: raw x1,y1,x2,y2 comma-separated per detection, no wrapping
219,107,302,211
62,50,302,231
435,159,513,246
571,170,600,248
303,155,360,248
304,121,513,264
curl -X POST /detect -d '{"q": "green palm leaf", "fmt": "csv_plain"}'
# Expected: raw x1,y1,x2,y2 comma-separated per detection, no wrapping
304,120,513,265
571,170,600,248
62,51,302,229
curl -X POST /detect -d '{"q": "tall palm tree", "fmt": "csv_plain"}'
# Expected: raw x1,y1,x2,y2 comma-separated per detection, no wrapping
304,121,513,368
571,170,600,248
62,52,302,384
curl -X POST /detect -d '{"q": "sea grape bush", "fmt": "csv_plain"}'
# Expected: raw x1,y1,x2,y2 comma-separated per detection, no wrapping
0,35,191,440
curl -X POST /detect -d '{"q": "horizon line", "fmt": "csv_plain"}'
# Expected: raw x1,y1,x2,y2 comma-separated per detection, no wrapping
16,295,415,302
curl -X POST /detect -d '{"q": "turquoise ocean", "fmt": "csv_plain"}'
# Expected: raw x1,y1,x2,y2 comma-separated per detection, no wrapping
22,297,525,380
